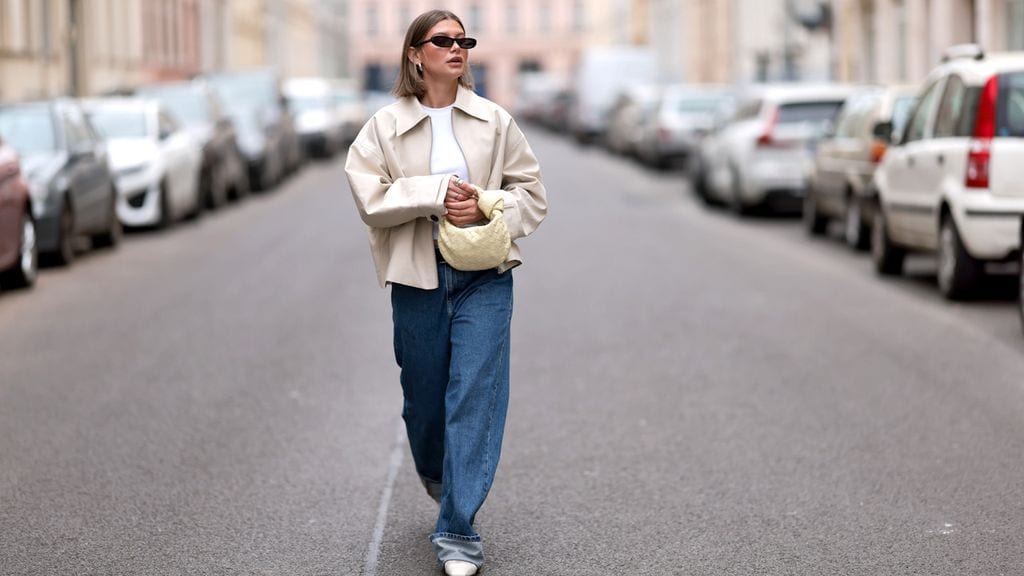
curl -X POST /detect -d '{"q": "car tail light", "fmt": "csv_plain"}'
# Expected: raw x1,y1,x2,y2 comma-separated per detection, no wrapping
966,75,998,189
870,140,888,164
657,127,671,145
756,106,779,147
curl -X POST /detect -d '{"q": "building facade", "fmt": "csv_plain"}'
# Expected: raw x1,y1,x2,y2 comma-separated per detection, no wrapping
348,0,595,109
834,0,1024,85
0,0,348,103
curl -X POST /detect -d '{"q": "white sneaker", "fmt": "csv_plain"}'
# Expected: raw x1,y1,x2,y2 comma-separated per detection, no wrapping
443,560,478,576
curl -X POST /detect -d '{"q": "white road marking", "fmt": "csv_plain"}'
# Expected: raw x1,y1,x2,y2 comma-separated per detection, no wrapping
363,421,407,576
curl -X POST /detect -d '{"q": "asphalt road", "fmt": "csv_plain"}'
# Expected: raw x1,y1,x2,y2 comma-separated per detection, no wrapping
2,127,1024,576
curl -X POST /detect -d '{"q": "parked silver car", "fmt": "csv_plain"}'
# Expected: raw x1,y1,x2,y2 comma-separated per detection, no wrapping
634,84,733,170
605,84,660,157
701,83,853,214
804,85,918,249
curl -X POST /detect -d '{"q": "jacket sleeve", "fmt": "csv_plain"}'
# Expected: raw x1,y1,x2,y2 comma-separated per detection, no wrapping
345,117,448,229
497,119,548,241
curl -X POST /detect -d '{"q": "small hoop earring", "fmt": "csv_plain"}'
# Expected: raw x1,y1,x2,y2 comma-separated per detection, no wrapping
415,63,423,74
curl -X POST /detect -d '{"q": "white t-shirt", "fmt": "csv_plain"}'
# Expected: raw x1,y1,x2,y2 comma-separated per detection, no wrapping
422,103,469,179
422,103,470,237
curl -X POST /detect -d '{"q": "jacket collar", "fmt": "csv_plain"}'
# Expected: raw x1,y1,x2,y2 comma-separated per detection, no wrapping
395,85,489,136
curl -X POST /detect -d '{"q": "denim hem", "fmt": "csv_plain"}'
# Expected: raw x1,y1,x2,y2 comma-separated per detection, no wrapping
431,532,484,567
431,531,481,543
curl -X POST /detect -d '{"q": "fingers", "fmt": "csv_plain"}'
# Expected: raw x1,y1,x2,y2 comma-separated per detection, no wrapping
446,176,476,203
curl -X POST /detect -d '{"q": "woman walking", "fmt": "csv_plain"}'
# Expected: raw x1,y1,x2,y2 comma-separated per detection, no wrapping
344,9,547,576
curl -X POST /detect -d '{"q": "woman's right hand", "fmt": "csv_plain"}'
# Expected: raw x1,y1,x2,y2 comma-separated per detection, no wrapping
444,176,484,226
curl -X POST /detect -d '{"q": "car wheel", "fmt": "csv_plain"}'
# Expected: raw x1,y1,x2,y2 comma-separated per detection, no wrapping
233,167,252,200
92,192,122,248
1018,229,1024,336
158,180,173,229
803,188,828,236
729,165,749,216
937,214,982,300
871,204,904,276
0,210,38,289
844,195,870,251
691,162,713,205
52,200,75,266
208,163,228,210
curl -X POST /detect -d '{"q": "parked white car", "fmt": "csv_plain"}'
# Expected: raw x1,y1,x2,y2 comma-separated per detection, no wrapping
872,45,1024,299
83,98,202,228
284,77,346,158
702,83,853,214
330,79,367,146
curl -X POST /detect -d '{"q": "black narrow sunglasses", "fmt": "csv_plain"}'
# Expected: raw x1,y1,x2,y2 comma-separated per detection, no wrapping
415,35,477,49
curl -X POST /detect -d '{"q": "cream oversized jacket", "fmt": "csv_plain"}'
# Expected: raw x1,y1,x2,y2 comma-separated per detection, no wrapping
345,86,547,289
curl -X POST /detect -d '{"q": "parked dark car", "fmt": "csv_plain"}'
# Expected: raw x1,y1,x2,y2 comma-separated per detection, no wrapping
0,99,121,265
205,69,303,190
0,137,36,289
804,85,918,250
137,81,250,208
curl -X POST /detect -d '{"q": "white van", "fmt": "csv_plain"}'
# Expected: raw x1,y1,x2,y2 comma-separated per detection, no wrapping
571,47,657,144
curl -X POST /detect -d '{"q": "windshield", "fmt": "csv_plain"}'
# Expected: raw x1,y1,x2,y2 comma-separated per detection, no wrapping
143,88,209,127
778,101,844,124
289,97,330,113
675,96,727,115
334,92,357,105
87,109,148,139
0,107,57,154
209,74,277,110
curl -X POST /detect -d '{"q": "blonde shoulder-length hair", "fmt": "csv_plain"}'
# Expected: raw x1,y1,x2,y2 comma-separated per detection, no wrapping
392,9,475,98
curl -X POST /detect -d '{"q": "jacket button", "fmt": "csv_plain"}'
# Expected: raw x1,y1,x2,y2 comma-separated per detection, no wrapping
429,215,439,222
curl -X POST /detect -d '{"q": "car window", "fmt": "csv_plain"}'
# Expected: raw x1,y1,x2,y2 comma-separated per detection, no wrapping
954,87,981,137
158,111,179,136
0,107,57,153
63,107,94,150
835,93,878,138
146,88,210,127
777,101,843,124
832,98,859,138
997,72,1024,137
904,79,943,143
88,108,148,139
934,75,967,138
735,99,762,121
890,95,917,140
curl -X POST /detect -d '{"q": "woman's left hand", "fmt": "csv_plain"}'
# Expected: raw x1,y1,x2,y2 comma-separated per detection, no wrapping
444,177,485,226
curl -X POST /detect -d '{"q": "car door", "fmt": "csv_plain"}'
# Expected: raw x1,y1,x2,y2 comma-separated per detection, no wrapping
158,110,197,216
816,94,867,214
925,74,973,246
882,78,945,246
61,108,107,232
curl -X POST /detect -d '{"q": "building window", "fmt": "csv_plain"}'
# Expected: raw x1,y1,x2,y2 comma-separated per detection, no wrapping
572,0,585,32
519,60,541,73
1010,0,1024,50
896,0,907,81
469,3,482,32
1,0,29,53
399,3,411,33
506,2,517,34
538,1,551,33
367,4,378,36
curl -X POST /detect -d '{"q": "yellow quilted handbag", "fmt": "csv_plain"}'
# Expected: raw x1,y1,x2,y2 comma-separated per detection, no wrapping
437,186,511,271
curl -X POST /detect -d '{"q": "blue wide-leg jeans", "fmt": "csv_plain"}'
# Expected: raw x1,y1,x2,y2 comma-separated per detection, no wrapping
391,261,513,568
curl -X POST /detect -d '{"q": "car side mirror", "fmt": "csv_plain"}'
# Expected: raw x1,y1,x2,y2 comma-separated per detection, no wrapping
872,120,893,143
